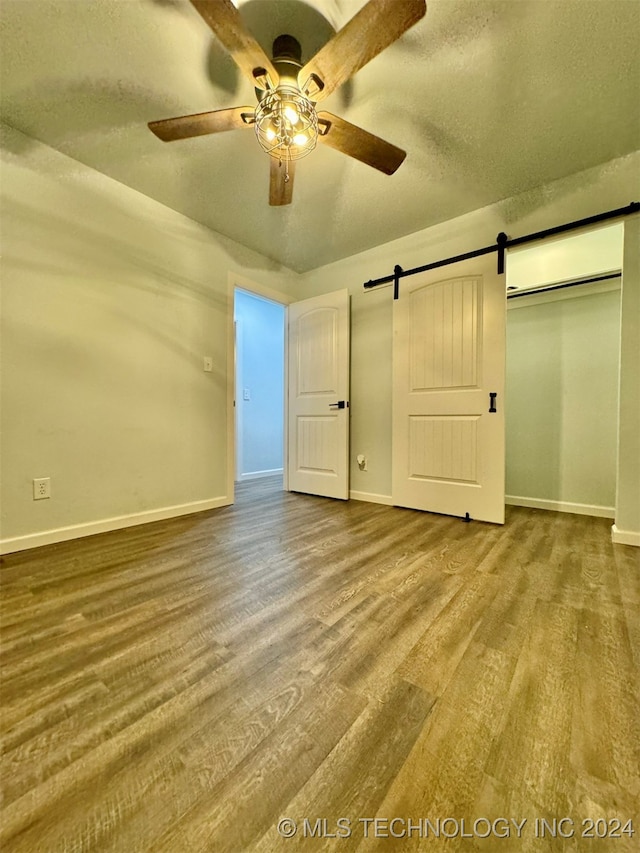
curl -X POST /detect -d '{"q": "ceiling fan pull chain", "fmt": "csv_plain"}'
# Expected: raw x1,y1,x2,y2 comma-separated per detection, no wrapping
276,155,290,184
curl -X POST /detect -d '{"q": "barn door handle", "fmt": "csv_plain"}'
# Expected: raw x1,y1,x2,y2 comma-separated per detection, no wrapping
489,392,497,413
329,400,347,409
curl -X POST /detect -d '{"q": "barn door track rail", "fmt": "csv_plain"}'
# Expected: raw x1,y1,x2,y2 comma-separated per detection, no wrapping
364,201,640,299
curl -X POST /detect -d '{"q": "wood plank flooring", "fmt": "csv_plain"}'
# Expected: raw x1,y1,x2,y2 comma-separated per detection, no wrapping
1,478,639,852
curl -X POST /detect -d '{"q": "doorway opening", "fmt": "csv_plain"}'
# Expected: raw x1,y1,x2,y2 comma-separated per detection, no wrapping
504,222,624,518
234,288,286,484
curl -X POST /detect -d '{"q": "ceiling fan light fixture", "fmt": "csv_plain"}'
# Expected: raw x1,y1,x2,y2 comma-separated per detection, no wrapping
150,1,427,204
255,85,318,161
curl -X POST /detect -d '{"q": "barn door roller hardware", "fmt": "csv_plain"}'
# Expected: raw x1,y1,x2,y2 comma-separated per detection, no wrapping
364,201,640,299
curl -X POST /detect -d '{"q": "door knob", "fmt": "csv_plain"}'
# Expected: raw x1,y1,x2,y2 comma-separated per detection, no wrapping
329,400,347,409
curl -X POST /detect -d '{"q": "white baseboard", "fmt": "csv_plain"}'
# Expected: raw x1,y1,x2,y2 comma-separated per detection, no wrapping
238,468,283,482
611,525,640,547
349,490,394,506
506,495,615,519
0,496,231,555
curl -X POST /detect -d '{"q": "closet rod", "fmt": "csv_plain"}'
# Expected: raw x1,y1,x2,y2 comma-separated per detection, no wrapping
507,271,621,299
363,201,639,294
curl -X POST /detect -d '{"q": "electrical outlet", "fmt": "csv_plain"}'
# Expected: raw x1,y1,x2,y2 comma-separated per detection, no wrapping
33,477,51,500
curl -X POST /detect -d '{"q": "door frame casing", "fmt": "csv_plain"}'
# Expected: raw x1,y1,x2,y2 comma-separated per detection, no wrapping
227,272,294,504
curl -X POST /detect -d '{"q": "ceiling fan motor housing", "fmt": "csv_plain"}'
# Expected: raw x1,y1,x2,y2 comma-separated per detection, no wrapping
272,34,302,65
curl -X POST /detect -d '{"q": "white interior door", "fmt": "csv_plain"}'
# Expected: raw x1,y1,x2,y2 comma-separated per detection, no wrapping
392,253,506,523
288,289,350,499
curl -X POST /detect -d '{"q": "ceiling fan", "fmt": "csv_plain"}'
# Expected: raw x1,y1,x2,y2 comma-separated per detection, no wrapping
148,0,427,205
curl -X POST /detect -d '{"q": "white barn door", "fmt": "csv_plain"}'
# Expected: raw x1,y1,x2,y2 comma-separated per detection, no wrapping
392,253,506,523
288,289,350,500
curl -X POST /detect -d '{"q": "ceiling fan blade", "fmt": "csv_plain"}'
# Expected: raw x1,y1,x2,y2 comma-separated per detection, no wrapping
148,106,255,141
269,157,295,206
298,0,426,102
190,0,279,88
317,112,406,175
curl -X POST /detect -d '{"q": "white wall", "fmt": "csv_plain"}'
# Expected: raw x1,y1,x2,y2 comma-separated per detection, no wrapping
299,151,640,539
614,216,640,544
0,124,297,552
234,290,285,479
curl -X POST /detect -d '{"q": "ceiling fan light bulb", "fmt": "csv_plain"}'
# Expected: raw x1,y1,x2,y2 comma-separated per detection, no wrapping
284,105,299,124
293,133,308,146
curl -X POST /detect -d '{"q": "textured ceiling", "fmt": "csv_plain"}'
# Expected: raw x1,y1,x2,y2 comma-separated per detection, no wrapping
1,0,639,272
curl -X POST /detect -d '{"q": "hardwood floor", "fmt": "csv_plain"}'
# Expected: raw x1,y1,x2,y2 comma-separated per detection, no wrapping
1,478,638,852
